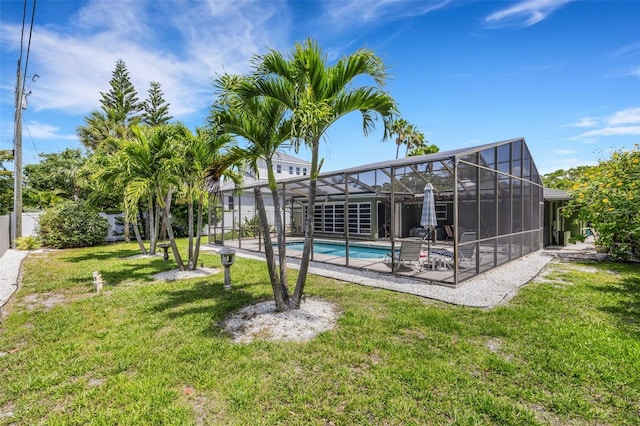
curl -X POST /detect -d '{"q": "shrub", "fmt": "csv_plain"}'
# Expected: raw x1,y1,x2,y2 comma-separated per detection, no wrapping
38,200,110,248
566,144,640,260
14,236,40,250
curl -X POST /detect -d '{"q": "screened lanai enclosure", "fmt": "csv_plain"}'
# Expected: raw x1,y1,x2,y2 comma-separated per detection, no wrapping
211,138,544,286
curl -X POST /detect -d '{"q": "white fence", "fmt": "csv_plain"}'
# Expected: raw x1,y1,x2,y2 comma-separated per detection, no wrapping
0,212,41,258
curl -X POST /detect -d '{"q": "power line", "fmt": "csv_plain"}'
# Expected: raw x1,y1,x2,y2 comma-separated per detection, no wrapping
21,0,37,103
12,0,37,245
23,121,41,160
18,0,26,65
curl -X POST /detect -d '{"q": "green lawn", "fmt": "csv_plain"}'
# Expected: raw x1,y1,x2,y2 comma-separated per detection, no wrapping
1,241,638,425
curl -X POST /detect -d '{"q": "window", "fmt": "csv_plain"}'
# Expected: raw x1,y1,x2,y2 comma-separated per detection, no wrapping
303,168,307,176
228,196,234,210
313,203,346,234
289,166,293,175
276,164,281,174
348,203,371,235
296,167,300,175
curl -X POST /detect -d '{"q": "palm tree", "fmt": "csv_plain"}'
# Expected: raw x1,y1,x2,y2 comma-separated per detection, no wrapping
238,38,397,310
88,139,147,254
403,125,426,157
175,124,241,270
408,143,439,157
90,124,183,262
387,118,426,158
211,77,293,310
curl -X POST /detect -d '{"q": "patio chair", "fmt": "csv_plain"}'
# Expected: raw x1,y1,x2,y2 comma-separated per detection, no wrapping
444,225,454,241
458,231,477,268
383,239,425,272
436,231,478,269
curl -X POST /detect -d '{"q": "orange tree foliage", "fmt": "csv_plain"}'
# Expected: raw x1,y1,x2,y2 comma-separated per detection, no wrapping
566,144,640,259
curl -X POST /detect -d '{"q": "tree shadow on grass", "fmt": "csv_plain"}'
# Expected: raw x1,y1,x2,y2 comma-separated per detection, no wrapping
60,246,144,263
149,279,272,336
66,258,177,287
594,274,640,338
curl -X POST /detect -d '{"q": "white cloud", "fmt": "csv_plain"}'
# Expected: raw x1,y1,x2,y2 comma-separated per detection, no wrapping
608,107,640,126
323,0,454,28
553,149,576,155
568,107,640,142
1,0,289,120
22,120,77,141
565,117,598,128
614,42,640,57
485,0,573,28
574,126,640,139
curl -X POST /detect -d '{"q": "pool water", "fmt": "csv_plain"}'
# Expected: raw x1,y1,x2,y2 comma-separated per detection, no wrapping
286,241,395,259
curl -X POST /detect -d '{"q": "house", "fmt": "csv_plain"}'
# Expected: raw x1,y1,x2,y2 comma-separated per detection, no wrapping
210,152,311,242
213,138,559,286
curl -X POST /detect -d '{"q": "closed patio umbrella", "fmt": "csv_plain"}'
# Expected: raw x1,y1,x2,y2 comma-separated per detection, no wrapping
420,183,438,253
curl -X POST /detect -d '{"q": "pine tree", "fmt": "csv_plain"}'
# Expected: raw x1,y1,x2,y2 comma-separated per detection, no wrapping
142,81,173,126
99,59,143,125
77,59,142,150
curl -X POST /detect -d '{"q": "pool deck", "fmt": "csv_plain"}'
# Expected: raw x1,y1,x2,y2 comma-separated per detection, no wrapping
214,237,459,284
201,237,581,308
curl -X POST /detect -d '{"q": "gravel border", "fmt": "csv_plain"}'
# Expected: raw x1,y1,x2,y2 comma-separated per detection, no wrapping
0,250,30,310
0,245,558,312
201,245,556,309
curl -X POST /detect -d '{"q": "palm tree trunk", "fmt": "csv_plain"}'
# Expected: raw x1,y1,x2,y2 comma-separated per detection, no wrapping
293,139,319,308
123,196,130,243
187,194,195,269
138,203,147,239
163,188,184,270
192,193,204,270
271,186,290,304
255,187,287,311
153,198,161,249
148,195,156,255
132,216,147,254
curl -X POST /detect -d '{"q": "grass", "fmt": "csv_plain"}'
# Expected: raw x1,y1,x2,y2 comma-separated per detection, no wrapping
0,241,639,425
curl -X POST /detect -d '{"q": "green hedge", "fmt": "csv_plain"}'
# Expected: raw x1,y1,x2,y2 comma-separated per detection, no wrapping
38,200,110,248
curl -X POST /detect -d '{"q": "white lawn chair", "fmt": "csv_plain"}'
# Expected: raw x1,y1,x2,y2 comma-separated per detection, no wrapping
383,239,425,272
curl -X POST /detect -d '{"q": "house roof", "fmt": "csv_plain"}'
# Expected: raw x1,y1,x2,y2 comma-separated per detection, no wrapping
543,187,571,201
218,138,545,201
272,151,311,165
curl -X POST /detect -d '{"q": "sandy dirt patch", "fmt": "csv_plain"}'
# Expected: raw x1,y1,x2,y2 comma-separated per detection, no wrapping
153,268,221,281
221,298,340,343
123,253,163,260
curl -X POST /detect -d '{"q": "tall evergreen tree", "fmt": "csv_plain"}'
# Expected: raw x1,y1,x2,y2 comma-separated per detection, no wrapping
77,59,142,150
99,59,143,125
142,81,173,126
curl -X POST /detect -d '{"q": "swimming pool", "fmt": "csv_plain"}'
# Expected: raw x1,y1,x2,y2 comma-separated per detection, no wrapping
286,241,395,259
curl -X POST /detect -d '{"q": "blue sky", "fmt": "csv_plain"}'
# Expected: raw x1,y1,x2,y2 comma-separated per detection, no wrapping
1,0,639,175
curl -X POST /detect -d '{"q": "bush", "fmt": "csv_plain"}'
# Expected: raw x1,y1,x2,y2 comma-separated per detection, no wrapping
38,200,110,248
15,236,40,250
566,145,640,260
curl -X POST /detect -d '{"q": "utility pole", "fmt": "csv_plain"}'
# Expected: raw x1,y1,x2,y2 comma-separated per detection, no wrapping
13,59,23,246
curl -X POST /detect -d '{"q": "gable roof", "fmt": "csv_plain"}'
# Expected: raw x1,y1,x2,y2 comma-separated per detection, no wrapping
544,187,571,201
272,151,311,165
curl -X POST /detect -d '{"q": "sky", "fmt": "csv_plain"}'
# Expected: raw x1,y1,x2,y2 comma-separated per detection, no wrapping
1,0,639,175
